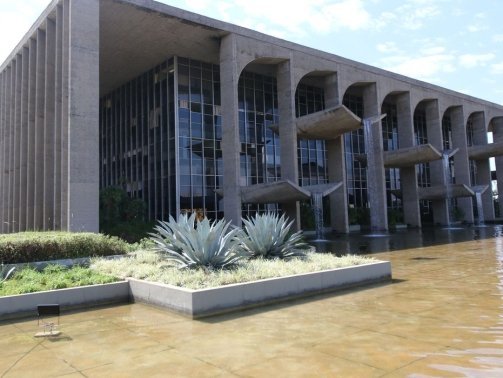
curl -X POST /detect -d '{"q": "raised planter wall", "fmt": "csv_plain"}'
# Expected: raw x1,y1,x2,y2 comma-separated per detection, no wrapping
0,282,130,320
0,261,391,320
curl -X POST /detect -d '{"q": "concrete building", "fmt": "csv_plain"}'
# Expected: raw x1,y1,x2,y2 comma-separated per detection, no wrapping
1,0,503,234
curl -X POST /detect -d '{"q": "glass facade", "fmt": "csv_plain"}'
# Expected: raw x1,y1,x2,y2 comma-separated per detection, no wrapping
467,118,477,186
413,107,432,221
99,59,176,221
381,102,402,217
177,57,223,220
442,114,455,184
296,84,327,186
238,71,280,217
101,58,328,222
343,94,366,213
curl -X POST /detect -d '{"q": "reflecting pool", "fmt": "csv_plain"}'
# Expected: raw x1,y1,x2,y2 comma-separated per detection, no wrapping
2,226,503,377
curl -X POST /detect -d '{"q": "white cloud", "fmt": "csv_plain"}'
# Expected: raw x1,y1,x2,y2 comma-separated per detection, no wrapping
177,0,377,38
376,41,399,53
467,24,488,33
399,5,441,30
381,53,456,81
493,34,503,42
459,53,495,68
420,46,445,55
491,62,503,74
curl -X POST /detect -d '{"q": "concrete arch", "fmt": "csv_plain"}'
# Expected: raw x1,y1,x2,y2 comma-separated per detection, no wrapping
410,96,437,114
380,90,408,108
466,111,486,140
487,116,503,133
295,70,338,108
340,81,376,106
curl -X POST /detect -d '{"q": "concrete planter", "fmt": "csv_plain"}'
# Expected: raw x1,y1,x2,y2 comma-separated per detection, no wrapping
0,281,129,320
0,261,391,320
128,261,391,318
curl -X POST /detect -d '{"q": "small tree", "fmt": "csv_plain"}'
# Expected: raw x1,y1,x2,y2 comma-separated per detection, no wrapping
99,187,151,243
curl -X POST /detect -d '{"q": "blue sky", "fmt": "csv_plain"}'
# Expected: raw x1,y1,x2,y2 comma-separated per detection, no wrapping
1,0,502,105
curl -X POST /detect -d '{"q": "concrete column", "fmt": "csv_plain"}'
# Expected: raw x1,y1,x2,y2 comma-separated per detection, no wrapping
425,100,449,225
66,0,100,232
60,0,69,229
396,93,421,227
492,118,503,217
363,83,387,231
27,38,37,230
471,112,494,221
0,71,5,233
44,19,56,230
219,34,242,226
54,4,63,229
19,47,29,231
451,106,474,223
34,29,46,230
6,65,13,232
13,56,22,233
325,73,348,232
277,59,300,230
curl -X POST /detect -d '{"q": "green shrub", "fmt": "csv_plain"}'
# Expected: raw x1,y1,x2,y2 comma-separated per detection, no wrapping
100,187,152,243
241,213,308,259
150,213,247,270
0,232,129,264
0,265,118,296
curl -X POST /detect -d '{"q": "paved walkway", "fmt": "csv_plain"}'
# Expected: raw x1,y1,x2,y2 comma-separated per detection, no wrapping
1,234,503,377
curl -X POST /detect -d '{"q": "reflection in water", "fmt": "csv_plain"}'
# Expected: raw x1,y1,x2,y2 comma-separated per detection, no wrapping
411,226,503,377
308,224,503,256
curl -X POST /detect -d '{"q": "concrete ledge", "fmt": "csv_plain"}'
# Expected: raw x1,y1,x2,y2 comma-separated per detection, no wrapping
0,281,130,321
128,261,391,318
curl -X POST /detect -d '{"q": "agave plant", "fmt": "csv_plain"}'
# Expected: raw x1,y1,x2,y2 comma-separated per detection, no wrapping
0,263,15,284
241,213,308,259
150,213,247,270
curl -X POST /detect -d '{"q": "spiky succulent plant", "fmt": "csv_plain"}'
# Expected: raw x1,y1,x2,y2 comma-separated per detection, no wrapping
150,213,247,270
0,263,15,284
241,213,308,259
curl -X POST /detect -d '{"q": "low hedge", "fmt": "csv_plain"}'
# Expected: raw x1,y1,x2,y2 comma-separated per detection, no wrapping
0,232,130,264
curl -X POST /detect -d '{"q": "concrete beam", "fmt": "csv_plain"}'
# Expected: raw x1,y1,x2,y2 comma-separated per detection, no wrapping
240,180,311,204
383,144,442,168
295,105,361,140
418,184,475,201
468,142,503,160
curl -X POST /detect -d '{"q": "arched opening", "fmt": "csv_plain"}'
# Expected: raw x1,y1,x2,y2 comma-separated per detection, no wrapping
295,71,337,231
341,82,384,230
380,92,404,228
413,100,433,225
236,59,287,219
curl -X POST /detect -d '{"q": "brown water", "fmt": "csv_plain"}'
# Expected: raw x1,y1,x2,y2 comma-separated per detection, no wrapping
2,227,503,377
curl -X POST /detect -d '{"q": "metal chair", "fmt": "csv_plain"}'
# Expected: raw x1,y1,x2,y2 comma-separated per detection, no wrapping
36,304,61,337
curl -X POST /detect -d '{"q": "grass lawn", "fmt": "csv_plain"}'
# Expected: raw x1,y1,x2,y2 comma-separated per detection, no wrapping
92,250,377,290
0,265,119,296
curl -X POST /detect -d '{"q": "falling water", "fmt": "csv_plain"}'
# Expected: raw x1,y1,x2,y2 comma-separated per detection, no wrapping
475,192,485,226
312,192,325,241
442,152,453,227
362,118,387,236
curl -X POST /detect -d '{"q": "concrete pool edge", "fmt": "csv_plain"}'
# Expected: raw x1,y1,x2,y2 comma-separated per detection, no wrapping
0,261,391,320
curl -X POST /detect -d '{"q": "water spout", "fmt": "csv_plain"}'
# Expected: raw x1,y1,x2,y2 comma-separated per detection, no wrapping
362,114,387,234
442,151,453,227
475,192,485,226
312,192,325,241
